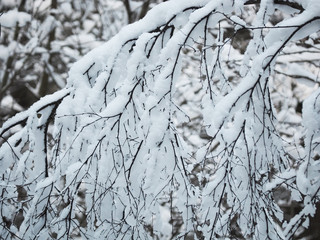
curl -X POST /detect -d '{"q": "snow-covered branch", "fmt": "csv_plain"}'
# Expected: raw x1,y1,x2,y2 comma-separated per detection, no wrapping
1,0,319,239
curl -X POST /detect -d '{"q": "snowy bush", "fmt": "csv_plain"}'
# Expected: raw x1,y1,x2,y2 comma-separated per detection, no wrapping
0,0,320,239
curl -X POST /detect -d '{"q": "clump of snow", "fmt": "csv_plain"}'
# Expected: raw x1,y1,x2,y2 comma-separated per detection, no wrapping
0,10,31,28
230,15,247,30
303,87,320,135
0,45,9,60
60,2,73,16
306,0,320,15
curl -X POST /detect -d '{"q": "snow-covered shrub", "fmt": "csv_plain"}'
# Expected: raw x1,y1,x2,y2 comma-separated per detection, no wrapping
0,0,319,239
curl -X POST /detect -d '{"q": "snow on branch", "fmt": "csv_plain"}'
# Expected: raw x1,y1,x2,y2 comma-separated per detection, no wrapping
0,0,319,239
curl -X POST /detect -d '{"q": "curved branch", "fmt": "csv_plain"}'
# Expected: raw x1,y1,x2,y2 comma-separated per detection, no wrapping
245,0,304,11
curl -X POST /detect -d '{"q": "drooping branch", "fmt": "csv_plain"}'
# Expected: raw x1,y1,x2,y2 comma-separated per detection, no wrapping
1,0,319,239
0,89,70,139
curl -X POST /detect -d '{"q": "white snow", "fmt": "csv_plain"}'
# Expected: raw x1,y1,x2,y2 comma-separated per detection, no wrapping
1,0,320,239
0,45,9,60
0,10,31,28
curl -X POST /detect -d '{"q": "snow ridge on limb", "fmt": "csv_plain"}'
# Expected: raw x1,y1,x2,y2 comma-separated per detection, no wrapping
0,89,70,138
